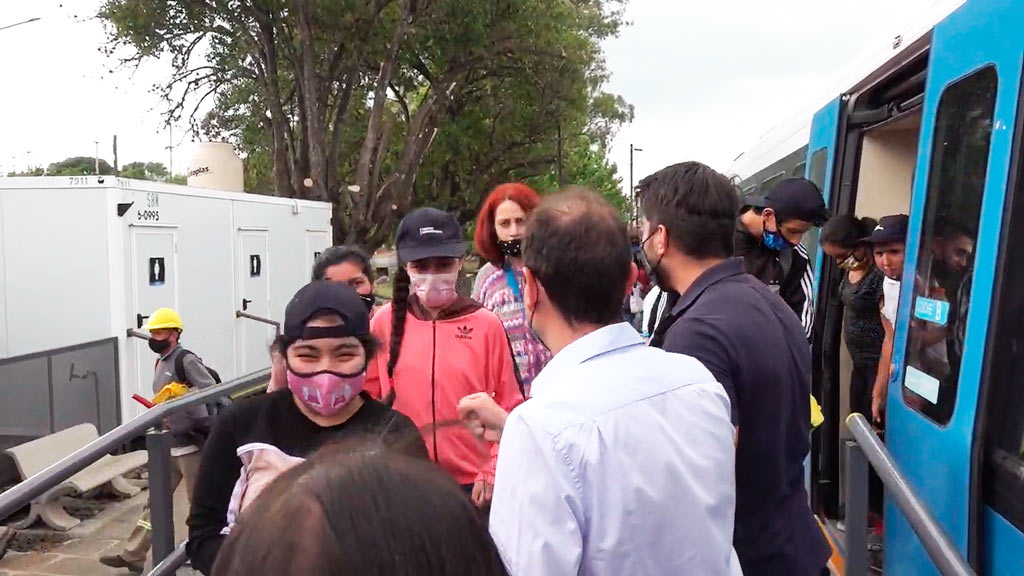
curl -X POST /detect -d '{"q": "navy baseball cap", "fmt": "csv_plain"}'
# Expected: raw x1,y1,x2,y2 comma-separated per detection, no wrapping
396,207,465,265
864,214,909,245
765,178,829,226
283,281,370,341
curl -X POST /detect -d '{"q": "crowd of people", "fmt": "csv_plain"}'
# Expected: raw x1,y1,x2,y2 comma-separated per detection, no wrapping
97,158,974,576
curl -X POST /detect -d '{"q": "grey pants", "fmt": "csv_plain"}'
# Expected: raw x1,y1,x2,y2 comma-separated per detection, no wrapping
120,452,201,563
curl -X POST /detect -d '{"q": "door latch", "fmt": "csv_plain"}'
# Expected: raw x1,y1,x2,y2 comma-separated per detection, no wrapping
242,298,252,311
136,314,150,329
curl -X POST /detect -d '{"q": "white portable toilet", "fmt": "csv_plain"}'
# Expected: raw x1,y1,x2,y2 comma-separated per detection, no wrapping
0,176,332,432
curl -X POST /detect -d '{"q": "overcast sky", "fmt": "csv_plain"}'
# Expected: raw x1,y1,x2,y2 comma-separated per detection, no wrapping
2,0,942,192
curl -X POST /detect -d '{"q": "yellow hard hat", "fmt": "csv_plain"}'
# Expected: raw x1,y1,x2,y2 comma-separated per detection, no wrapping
146,308,183,331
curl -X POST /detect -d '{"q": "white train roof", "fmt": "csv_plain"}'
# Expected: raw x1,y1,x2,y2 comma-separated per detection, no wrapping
727,0,965,180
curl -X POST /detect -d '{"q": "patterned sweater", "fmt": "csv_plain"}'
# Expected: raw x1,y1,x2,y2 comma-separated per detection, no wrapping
473,263,552,397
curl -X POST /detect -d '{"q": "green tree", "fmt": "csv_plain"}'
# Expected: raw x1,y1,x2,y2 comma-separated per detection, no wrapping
46,157,115,176
98,0,630,251
526,136,631,219
121,161,171,181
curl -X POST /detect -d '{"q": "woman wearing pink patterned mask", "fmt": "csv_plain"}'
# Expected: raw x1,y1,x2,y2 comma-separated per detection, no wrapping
187,281,426,576
366,208,524,510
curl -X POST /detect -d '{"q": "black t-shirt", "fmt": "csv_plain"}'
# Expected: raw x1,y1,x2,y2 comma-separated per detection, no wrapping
186,389,426,575
650,258,830,576
841,268,885,367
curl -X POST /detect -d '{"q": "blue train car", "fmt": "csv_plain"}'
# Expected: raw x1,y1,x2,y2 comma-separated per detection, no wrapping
730,1,1024,573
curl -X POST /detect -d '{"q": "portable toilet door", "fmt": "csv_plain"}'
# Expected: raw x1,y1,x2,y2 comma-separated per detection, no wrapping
128,223,180,420
236,228,273,377
305,229,331,280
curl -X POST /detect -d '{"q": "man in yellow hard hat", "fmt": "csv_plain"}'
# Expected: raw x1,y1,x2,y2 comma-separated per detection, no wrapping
101,307,218,574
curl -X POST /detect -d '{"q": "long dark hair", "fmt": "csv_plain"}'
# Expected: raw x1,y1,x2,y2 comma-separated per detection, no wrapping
820,214,878,249
312,246,374,282
212,440,508,576
382,267,411,407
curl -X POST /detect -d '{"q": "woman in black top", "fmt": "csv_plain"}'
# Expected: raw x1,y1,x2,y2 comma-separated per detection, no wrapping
821,214,884,521
186,281,426,575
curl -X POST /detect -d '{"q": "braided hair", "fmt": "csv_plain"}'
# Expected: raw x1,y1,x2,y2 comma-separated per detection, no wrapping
383,267,411,407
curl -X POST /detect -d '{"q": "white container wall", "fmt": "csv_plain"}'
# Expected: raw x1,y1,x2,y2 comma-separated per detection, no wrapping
0,176,332,425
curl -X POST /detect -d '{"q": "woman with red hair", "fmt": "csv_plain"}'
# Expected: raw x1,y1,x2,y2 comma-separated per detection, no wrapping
472,183,552,397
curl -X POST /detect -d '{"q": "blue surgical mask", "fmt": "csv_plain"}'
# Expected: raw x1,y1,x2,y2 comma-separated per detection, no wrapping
762,217,791,251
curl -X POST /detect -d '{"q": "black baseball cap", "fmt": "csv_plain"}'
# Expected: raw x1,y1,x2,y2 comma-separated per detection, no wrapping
283,281,370,341
396,207,465,264
864,214,909,245
765,178,829,226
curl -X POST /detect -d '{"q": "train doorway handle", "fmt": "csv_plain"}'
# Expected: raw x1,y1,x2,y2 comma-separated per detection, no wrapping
241,298,252,311
137,313,150,329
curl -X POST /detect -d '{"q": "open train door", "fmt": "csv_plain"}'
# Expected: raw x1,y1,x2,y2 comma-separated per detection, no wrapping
805,96,846,519
886,1,1024,573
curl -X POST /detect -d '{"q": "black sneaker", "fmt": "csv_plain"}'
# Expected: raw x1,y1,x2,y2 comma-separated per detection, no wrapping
99,554,144,574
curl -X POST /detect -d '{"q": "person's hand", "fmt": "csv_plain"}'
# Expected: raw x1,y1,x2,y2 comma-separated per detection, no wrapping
457,393,508,442
871,393,884,426
471,480,493,508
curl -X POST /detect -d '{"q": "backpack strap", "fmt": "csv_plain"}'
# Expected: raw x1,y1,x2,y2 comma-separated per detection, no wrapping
173,349,196,387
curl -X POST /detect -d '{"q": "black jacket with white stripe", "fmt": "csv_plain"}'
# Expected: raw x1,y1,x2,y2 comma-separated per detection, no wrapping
734,227,815,340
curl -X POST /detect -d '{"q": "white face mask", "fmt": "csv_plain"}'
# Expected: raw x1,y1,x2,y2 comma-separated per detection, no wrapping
408,272,459,308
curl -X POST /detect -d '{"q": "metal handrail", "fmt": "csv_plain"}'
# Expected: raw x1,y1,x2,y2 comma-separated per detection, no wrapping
149,541,188,576
0,369,270,565
845,413,975,576
235,310,281,335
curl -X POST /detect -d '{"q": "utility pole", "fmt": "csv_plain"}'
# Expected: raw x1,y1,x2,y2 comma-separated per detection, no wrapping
166,124,174,176
113,135,119,174
94,141,100,175
630,144,643,226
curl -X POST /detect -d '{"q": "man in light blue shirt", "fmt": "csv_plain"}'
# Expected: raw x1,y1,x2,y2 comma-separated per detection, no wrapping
487,188,742,575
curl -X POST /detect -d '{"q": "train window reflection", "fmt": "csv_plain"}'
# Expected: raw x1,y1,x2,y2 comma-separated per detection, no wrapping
902,66,996,424
808,148,828,191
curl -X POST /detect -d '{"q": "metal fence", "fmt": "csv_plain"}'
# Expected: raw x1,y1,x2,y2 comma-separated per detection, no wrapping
845,413,975,576
0,368,270,573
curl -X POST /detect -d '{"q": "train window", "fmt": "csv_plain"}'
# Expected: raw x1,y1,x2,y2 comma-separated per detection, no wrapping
901,66,996,425
761,171,786,192
808,148,828,191
791,161,807,178
981,71,1024,531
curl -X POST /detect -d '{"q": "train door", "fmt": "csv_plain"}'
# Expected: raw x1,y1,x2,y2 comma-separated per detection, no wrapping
977,85,1024,575
129,226,178,420
886,1,1024,573
806,96,846,518
236,230,272,376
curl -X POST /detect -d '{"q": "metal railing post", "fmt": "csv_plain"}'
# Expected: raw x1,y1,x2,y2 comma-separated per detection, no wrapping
846,413,975,576
146,425,175,566
845,440,870,576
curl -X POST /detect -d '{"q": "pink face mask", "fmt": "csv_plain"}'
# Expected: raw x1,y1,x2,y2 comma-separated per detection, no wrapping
408,271,459,308
287,370,365,417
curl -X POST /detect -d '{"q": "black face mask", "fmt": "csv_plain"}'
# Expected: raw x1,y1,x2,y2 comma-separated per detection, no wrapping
148,338,172,355
360,293,377,312
637,229,668,290
497,239,523,258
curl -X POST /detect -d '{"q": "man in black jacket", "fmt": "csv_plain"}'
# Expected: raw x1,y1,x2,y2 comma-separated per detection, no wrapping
736,178,829,339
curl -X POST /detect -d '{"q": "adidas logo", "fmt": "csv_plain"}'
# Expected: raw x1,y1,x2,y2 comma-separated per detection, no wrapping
455,325,473,340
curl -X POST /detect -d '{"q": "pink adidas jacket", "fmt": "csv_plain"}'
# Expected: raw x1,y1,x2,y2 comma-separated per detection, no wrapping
367,295,524,486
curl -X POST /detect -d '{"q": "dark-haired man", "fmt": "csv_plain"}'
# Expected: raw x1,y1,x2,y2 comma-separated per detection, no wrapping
488,188,741,575
736,178,829,338
637,163,831,576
